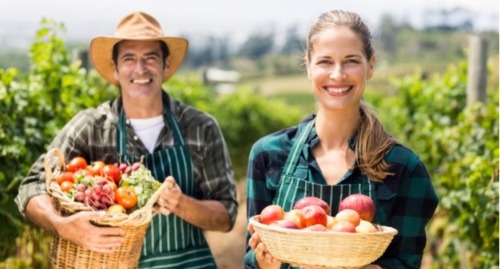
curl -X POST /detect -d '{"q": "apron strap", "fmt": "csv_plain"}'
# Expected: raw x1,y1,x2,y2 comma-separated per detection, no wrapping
282,119,315,177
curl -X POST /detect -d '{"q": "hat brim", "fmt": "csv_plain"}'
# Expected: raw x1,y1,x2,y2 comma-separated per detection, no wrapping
90,36,188,86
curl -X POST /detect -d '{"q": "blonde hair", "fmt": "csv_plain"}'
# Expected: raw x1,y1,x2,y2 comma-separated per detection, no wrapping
306,10,397,181
356,104,397,182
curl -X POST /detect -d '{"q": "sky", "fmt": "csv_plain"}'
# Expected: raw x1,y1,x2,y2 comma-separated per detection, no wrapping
1,0,498,49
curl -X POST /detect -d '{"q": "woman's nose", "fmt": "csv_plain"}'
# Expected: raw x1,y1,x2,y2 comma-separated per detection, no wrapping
329,66,345,79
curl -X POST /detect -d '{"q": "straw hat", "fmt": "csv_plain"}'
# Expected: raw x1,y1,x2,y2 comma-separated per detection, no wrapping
90,11,188,85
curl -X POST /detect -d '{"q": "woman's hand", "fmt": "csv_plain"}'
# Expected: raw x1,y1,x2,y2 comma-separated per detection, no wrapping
247,222,281,269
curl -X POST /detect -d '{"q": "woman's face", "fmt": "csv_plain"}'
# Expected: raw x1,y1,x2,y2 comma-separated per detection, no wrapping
113,40,169,102
307,26,374,112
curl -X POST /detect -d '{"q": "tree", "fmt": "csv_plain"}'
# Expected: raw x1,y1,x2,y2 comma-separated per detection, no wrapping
238,30,275,59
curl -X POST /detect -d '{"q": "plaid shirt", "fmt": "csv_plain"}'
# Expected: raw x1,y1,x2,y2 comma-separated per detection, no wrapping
15,91,238,228
245,115,439,269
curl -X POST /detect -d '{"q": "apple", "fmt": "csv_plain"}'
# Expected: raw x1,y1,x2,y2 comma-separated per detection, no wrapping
355,220,378,233
270,219,299,229
302,224,328,232
338,193,376,222
331,221,356,233
299,205,327,228
284,209,303,229
294,196,331,215
259,205,285,225
326,215,337,229
335,209,361,227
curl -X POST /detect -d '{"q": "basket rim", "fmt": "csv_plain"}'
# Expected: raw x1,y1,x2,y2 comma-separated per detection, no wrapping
249,215,399,235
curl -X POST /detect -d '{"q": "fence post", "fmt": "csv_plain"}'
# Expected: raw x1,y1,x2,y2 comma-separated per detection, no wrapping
466,35,488,106
71,49,90,70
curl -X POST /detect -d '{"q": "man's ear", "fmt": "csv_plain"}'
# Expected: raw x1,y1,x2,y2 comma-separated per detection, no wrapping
113,63,119,81
164,56,171,70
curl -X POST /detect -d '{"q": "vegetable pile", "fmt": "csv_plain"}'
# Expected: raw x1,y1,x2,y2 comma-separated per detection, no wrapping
55,157,161,214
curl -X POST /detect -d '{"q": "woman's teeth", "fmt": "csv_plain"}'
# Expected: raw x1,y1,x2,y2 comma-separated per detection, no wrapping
326,86,350,94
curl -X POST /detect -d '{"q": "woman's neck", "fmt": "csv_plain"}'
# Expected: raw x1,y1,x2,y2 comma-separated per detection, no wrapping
315,108,360,150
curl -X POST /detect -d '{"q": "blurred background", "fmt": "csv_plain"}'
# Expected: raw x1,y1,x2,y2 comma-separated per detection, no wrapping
0,1,498,268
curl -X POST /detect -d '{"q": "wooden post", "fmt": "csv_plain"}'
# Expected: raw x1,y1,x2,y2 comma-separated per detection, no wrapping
71,49,90,70
467,35,488,106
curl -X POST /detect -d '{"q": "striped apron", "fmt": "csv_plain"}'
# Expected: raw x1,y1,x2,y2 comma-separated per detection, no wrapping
117,106,217,269
274,120,377,269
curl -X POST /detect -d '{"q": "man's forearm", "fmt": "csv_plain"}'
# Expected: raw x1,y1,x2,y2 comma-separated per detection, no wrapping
25,194,63,236
174,195,232,232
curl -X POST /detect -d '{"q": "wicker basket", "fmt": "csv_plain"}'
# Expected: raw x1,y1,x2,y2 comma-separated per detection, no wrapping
44,148,170,269
250,215,398,269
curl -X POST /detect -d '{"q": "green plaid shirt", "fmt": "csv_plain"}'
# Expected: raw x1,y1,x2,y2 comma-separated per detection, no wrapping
15,91,238,228
245,115,439,269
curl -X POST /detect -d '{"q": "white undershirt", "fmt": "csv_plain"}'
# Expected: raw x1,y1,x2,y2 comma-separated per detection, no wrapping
129,115,165,153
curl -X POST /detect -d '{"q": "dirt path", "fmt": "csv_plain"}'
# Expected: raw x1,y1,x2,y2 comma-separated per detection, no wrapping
205,180,247,269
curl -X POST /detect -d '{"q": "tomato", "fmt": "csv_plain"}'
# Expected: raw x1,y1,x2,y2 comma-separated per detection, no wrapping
56,171,75,185
103,164,122,184
66,157,88,173
87,161,106,176
60,181,74,192
115,186,138,209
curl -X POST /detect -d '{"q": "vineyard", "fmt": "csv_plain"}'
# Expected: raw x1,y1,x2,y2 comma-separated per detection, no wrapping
0,20,498,268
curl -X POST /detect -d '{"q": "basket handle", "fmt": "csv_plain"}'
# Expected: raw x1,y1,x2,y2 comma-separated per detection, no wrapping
44,148,67,194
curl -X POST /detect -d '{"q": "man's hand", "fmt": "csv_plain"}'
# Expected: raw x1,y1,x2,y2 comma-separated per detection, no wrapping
158,176,183,216
56,211,124,253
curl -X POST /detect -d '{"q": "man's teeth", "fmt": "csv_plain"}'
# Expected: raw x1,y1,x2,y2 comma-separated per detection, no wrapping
326,87,350,94
133,79,150,84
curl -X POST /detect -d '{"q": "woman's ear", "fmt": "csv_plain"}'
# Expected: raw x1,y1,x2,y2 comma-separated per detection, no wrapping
305,57,312,80
367,55,376,80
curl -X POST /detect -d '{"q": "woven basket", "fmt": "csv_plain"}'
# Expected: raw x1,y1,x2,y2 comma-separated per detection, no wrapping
44,148,170,269
250,215,398,269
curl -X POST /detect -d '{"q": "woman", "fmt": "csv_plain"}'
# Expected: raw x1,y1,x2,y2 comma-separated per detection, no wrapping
245,10,438,269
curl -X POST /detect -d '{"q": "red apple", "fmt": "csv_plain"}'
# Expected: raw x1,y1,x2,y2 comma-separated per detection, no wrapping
299,205,327,228
270,219,299,229
284,209,303,229
302,223,328,232
259,205,285,225
338,194,376,222
331,221,356,233
294,196,331,215
335,209,361,227
355,220,378,233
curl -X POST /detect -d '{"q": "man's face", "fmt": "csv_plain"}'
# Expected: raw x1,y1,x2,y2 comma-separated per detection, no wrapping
113,40,169,101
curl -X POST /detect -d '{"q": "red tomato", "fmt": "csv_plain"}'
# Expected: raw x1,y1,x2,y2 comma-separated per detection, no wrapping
60,181,74,192
87,161,106,176
115,186,138,209
56,171,75,185
103,164,122,184
66,157,88,173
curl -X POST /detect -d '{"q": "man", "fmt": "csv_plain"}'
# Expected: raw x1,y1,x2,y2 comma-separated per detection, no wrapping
15,11,238,268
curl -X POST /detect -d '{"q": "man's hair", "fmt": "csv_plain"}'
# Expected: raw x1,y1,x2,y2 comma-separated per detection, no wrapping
111,40,170,66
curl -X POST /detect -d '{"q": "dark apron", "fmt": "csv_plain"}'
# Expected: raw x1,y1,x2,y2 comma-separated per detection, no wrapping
117,106,217,269
274,120,377,269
